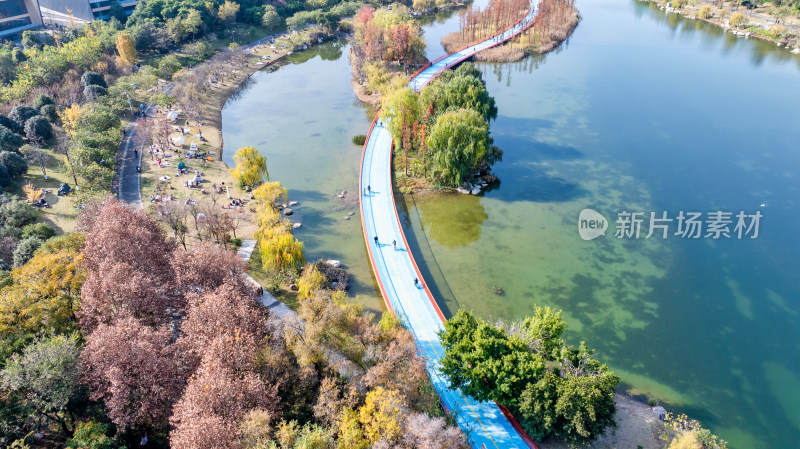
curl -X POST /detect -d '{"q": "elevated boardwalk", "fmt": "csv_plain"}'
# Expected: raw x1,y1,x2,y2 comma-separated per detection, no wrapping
359,2,540,448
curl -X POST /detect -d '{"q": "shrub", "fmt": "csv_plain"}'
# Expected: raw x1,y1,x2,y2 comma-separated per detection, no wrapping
0,125,23,152
0,152,28,178
158,55,182,80
0,199,37,229
0,114,16,131
66,421,120,449
81,71,108,89
84,84,108,101
352,134,367,145
229,237,242,247
0,164,9,187
24,116,53,142
698,5,712,19
8,106,41,131
32,94,55,110
21,223,56,241
12,237,41,267
39,104,59,123
11,47,26,64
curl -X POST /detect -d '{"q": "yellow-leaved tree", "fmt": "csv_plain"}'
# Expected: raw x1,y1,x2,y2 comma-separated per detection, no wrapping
115,32,138,66
59,104,83,137
258,226,304,274
358,387,406,445
0,233,85,358
252,181,288,207
297,264,326,300
230,146,269,189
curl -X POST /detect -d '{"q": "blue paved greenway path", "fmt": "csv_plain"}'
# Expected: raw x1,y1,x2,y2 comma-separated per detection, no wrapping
359,3,540,448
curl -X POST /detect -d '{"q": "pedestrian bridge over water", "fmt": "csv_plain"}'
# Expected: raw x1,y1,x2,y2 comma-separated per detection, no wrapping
359,2,541,447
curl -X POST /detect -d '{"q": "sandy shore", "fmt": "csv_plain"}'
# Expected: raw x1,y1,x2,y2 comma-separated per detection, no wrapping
537,395,666,449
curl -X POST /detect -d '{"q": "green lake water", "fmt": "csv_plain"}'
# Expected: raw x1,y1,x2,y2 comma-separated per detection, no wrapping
223,1,800,446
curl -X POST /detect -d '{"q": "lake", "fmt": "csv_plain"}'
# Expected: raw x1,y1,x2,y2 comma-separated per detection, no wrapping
222,1,800,446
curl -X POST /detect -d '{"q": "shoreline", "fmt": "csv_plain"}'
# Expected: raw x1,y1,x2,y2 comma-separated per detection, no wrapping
640,0,800,51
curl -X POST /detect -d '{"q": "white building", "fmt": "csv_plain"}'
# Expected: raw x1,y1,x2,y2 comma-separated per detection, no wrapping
0,0,44,38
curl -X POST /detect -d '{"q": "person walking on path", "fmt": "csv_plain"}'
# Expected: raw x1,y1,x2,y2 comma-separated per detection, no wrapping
367,185,371,195
414,278,419,288
393,239,397,250
374,236,378,245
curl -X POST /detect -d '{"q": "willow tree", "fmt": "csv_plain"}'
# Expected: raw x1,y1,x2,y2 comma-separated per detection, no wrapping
252,181,288,208
230,146,269,189
258,226,304,275
426,108,489,186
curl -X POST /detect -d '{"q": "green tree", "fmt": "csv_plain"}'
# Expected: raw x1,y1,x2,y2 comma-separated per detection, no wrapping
21,223,56,241
426,108,489,186
24,116,53,142
32,94,55,111
0,126,23,152
420,63,497,121
184,9,204,40
158,54,182,80
84,85,108,102
81,71,107,89
230,146,269,188
439,308,618,445
66,421,122,449
262,5,282,31
166,16,189,44
0,51,17,85
218,1,241,26
1,334,82,436
13,238,42,268
9,106,41,131
438,309,546,405
39,104,59,123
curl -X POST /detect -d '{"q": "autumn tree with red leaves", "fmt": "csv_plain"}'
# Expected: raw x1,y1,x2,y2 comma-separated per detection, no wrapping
80,317,181,434
82,199,172,275
171,242,247,297
353,5,426,73
78,261,173,331
79,199,178,331
169,344,279,449
177,278,267,375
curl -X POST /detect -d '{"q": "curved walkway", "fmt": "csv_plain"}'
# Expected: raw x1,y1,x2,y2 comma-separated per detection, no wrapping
359,3,540,449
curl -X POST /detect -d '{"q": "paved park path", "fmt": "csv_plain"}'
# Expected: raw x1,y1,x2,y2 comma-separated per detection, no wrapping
359,2,541,448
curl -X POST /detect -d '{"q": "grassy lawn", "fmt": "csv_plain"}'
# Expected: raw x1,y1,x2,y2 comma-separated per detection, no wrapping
213,25,270,49
14,152,79,235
